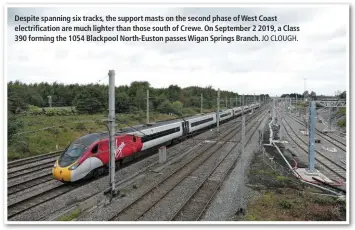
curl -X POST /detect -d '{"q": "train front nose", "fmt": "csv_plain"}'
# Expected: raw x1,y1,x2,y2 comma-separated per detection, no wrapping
52,161,72,182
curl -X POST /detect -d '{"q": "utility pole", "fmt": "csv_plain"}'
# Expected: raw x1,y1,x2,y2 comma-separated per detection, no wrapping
308,101,316,173
328,107,332,131
236,95,238,107
225,97,227,108
280,100,283,140
108,70,117,197
241,108,245,152
217,89,220,132
272,98,276,124
304,77,307,102
200,93,203,114
146,89,149,124
47,95,52,107
242,94,244,106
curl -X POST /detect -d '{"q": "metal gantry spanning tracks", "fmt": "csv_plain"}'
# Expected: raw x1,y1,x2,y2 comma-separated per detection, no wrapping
287,113,346,152
280,114,346,181
109,109,267,221
314,100,346,108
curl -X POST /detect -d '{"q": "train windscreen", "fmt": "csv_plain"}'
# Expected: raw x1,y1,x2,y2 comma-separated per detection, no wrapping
58,143,87,167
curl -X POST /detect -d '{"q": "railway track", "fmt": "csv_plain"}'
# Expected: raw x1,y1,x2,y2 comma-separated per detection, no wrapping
8,108,265,221
8,151,62,169
7,183,80,219
280,114,346,182
109,109,266,221
171,112,266,221
8,164,53,180
8,174,54,195
287,113,346,152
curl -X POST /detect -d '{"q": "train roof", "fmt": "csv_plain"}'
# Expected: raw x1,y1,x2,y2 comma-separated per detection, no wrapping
73,133,108,146
115,118,184,134
82,106,245,139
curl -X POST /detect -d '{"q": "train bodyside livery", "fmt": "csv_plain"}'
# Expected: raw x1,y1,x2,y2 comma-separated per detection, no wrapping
52,103,261,182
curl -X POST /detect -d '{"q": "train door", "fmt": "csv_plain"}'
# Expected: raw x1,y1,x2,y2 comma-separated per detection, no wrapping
182,121,188,136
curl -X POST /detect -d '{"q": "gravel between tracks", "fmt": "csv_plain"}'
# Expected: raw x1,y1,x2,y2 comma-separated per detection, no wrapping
138,142,236,221
200,115,269,221
284,115,346,164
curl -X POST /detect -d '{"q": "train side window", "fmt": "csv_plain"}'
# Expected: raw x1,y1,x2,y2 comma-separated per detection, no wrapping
91,144,98,154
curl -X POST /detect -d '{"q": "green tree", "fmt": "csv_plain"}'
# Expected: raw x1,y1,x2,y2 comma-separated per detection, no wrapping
73,87,105,114
340,91,346,99
310,91,317,99
134,88,146,110
167,85,181,102
8,111,23,142
157,100,172,113
115,92,130,113
8,82,29,113
171,101,183,115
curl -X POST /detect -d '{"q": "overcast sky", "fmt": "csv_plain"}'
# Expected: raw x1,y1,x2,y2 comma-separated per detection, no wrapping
7,5,348,96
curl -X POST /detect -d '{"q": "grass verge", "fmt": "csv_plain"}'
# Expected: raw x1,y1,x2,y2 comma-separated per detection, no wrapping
240,148,346,221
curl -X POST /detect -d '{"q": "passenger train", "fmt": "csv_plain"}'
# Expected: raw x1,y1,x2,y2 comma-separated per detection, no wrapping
52,103,261,182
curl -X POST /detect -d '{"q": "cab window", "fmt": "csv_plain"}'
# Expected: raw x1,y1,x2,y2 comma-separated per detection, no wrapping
91,144,98,154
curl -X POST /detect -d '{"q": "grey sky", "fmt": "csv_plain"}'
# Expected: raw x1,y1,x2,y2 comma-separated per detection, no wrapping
7,5,348,96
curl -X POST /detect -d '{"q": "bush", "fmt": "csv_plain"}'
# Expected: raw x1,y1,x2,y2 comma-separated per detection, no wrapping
245,214,257,221
278,199,293,209
312,196,336,206
157,100,172,114
337,119,346,127
171,101,183,115
276,175,292,183
8,138,31,160
73,88,105,114
8,111,24,142
75,123,86,130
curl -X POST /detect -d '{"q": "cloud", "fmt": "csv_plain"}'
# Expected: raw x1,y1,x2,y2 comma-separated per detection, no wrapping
6,5,348,96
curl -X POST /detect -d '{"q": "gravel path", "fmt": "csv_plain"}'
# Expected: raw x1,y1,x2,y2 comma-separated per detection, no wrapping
200,114,269,221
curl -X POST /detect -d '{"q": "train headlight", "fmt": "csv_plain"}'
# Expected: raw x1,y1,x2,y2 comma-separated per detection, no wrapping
69,162,79,170
53,161,57,168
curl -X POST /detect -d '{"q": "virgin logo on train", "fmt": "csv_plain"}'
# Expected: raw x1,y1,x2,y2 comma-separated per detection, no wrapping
115,141,126,158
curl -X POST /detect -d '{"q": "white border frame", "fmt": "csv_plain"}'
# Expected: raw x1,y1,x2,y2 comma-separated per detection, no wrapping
3,2,350,225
